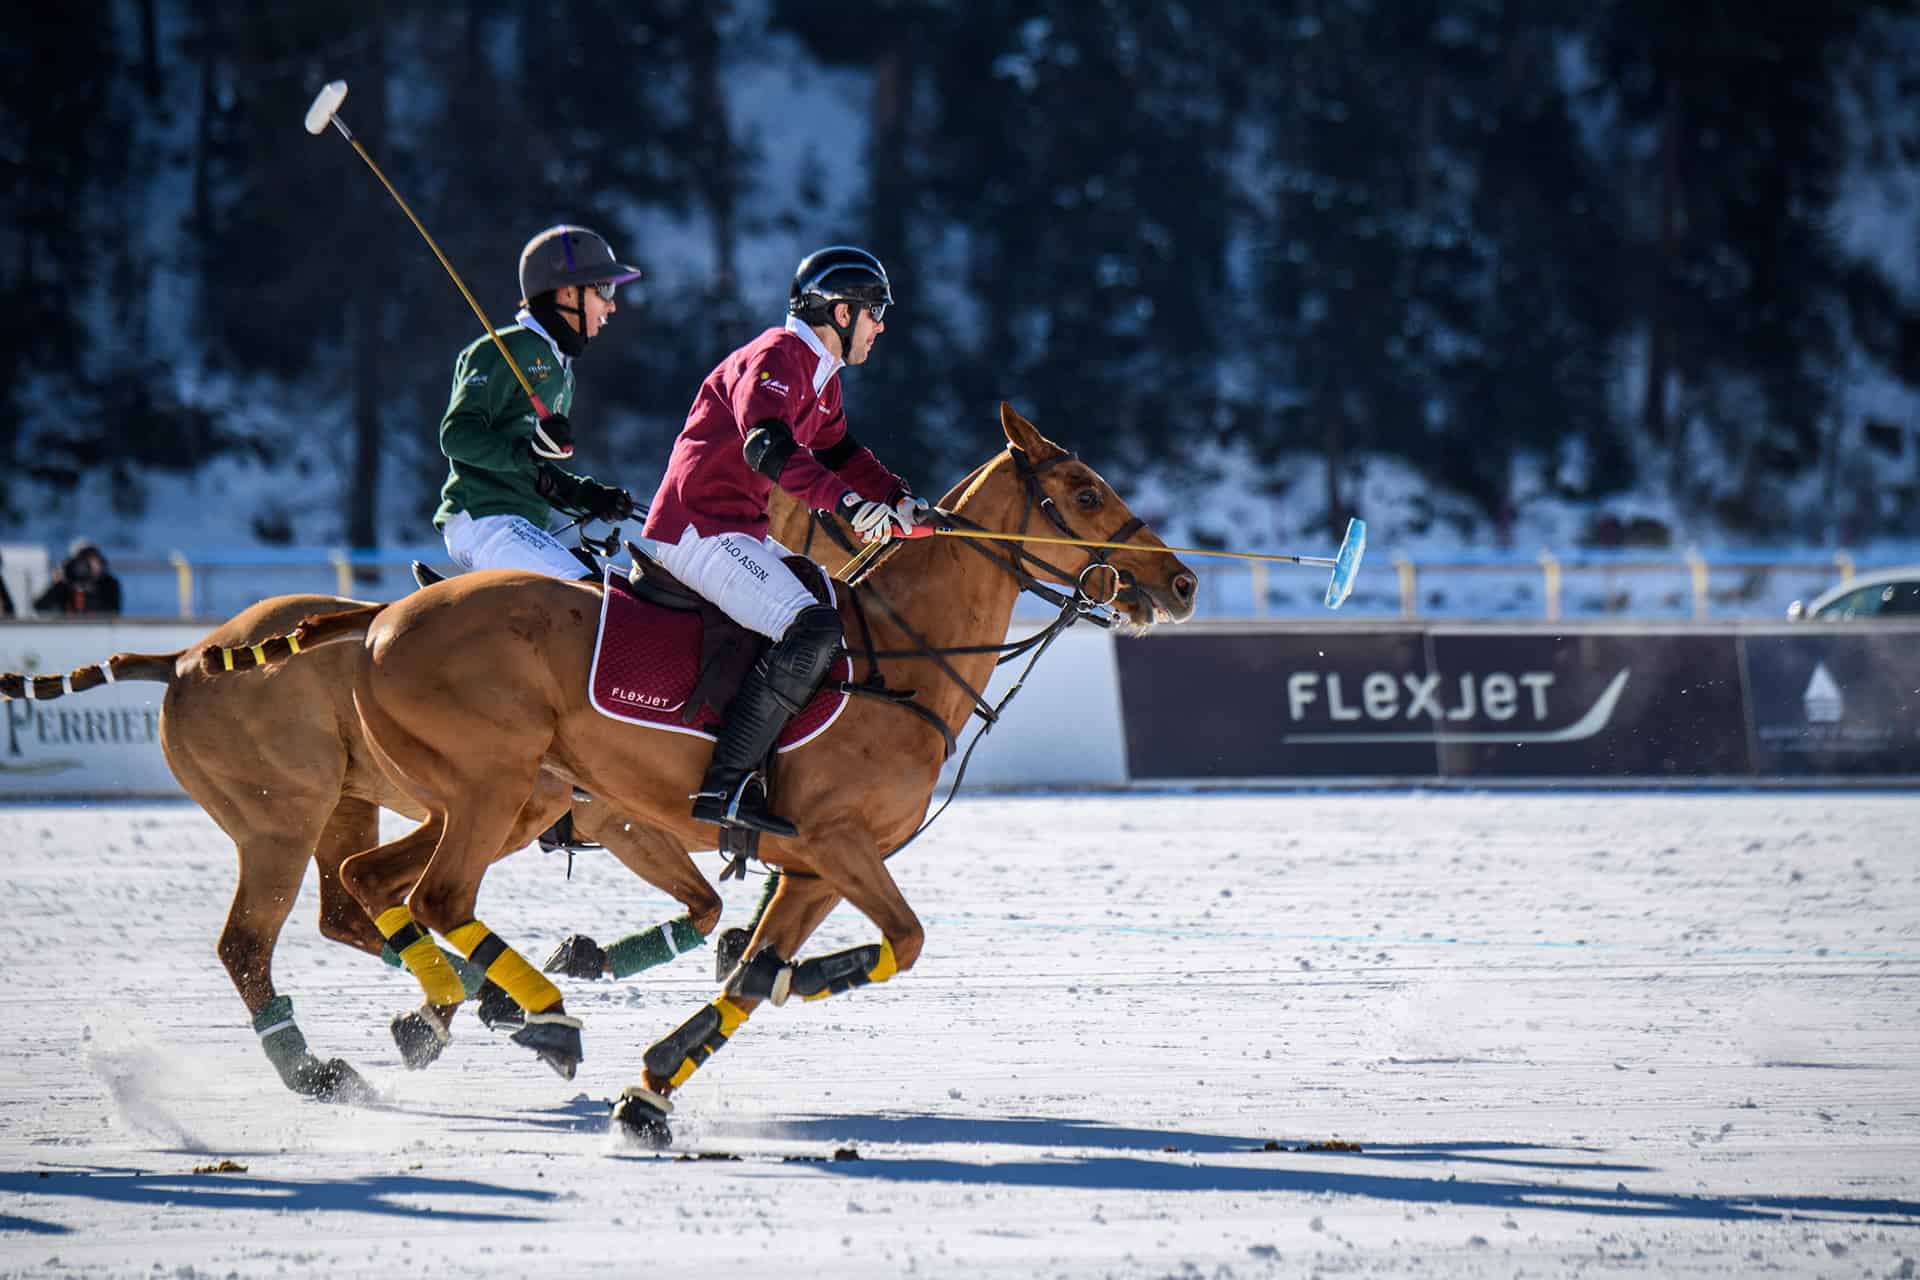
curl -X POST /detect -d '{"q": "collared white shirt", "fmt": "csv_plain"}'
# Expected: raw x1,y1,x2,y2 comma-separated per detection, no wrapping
784,314,843,395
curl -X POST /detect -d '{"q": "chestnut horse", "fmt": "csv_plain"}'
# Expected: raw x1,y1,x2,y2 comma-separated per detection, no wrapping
0,493,845,1098
221,404,1196,1140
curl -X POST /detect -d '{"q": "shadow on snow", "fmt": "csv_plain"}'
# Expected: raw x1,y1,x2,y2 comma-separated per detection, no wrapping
0,1166,557,1225
703,1112,1653,1175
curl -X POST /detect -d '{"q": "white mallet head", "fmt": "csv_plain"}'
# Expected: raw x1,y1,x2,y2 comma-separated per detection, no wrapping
304,81,348,135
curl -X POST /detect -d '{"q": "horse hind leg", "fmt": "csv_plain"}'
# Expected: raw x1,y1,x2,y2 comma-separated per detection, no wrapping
219,830,372,1103
339,816,480,1070
312,797,387,957
408,783,585,1081
541,809,724,983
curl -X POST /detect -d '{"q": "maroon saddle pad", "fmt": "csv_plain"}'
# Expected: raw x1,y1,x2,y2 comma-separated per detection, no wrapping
587,566,850,750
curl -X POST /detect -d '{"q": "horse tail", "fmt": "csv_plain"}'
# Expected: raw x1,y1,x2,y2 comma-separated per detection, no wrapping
198,602,389,677
0,652,180,703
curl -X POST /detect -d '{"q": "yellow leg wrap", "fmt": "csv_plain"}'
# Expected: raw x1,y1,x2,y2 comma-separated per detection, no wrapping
446,920,562,1015
869,938,899,984
375,905,467,1006
798,938,900,1003
664,998,751,1089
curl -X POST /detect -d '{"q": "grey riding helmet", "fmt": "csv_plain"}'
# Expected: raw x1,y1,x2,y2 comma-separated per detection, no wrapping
518,225,643,302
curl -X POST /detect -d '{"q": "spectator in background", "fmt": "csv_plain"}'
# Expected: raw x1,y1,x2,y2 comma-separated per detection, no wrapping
34,540,122,615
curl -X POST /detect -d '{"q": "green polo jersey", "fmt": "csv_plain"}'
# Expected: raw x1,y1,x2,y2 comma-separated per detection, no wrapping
432,324,607,528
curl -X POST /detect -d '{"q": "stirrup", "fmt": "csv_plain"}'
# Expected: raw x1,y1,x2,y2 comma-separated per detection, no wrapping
691,772,796,839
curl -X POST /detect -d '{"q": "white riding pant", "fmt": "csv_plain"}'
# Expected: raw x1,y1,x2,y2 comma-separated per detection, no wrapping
650,527,818,641
441,511,588,580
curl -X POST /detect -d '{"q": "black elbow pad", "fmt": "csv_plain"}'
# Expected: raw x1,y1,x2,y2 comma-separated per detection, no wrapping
810,433,862,470
743,419,798,479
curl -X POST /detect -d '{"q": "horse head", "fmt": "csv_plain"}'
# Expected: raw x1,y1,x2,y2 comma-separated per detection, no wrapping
944,403,1197,633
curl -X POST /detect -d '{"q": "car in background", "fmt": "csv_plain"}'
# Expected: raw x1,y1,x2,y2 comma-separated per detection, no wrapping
1787,566,1920,620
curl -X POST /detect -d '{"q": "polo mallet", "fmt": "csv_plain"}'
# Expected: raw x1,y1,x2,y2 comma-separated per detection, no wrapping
844,516,1367,609
303,80,564,448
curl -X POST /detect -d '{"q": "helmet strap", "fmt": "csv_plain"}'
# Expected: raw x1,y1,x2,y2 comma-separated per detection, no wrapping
530,291,589,358
826,302,858,364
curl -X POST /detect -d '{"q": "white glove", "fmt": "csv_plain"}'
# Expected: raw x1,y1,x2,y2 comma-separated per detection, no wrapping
843,491,930,545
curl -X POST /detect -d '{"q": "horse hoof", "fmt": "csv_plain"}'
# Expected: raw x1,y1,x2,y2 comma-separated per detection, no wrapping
612,1089,673,1149
543,934,607,981
283,1054,374,1104
511,1011,584,1080
307,1058,375,1105
391,1007,451,1070
715,927,752,982
475,981,525,1031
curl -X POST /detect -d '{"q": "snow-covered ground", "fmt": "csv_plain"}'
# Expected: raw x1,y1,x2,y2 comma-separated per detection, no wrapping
2,791,1916,1278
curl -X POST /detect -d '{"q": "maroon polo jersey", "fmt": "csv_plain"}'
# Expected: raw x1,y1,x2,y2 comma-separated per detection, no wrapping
643,325,903,543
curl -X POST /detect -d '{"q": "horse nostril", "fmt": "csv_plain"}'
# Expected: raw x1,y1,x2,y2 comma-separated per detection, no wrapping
1172,573,1196,603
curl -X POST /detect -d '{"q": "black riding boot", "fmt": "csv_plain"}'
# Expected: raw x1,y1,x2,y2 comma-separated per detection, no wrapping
691,603,842,838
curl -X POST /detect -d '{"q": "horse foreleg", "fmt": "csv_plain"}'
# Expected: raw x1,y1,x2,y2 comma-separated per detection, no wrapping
542,809,723,981
615,873,842,1147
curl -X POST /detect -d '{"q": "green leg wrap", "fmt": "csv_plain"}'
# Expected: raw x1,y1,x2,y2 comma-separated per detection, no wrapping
381,943,486,997
745,870,782,934
253,995,313,1084
252,995,372,1102
604,916,706,979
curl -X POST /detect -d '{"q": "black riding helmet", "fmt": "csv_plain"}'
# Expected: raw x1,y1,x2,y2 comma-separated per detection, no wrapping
789,245,892,359
518,225,643,357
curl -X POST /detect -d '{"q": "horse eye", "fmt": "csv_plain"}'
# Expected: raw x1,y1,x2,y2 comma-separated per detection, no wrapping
1075,488,1102,510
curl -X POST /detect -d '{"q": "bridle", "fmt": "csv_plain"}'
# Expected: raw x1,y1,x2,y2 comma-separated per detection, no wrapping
809,445,1153,858
937,446,1146,615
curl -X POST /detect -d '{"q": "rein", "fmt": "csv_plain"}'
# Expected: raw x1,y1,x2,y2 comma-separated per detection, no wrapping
817,446,1148,864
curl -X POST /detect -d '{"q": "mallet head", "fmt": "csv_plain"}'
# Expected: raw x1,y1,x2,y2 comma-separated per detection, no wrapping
1324,517,1366,610
304,81,348,135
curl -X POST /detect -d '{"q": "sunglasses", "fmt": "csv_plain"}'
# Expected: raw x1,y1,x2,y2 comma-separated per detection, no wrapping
865,301,887,322
587,281,618,302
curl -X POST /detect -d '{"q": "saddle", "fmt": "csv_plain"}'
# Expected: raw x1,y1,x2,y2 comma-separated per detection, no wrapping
587,550,849,744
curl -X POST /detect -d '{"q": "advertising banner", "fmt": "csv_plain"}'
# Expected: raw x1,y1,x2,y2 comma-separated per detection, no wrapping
1115,626,1752,781
0,624,200,797
1114,629,1436,779
1742,629,1920,778
1427,631,1749,779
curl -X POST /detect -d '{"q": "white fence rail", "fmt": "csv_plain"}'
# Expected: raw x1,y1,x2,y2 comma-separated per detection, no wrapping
0,543,1907,624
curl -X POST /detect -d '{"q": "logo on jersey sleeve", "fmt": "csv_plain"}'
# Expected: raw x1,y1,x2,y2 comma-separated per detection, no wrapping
758,369,792,396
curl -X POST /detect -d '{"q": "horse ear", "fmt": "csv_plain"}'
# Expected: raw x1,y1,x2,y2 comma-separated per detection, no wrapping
999,402,1048,455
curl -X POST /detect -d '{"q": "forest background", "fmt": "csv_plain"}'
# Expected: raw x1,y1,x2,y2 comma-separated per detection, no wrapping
2,1,1915,591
